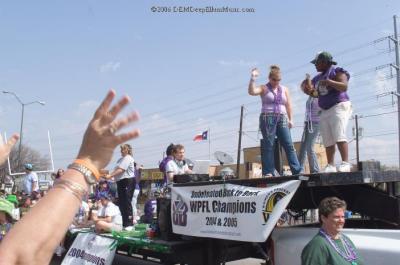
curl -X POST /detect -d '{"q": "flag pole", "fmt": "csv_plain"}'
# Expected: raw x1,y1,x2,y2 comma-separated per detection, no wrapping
208,127,211,162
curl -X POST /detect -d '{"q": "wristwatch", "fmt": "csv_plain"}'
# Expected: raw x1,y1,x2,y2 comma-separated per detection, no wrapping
68,163,97,184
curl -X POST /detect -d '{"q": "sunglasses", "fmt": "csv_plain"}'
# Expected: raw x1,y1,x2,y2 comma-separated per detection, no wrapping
271,78,281,82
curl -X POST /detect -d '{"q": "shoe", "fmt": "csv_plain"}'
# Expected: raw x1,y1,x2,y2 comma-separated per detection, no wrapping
337,161,351,172
262,174,274,178
323,164,337,173
123,226,134,231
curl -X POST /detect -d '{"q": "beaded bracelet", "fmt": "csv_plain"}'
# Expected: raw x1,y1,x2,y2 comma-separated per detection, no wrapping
53,178,88,201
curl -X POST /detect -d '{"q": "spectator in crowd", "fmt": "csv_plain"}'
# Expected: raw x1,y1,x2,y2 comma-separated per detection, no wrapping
94,180,112,201
3,175,14,194
303,51,352,172
5,195,20,221
23,163,39,196
92,193,123,233
0,90,140,265
0,198,15,242
298,74,321,174
159,143,174,187
248,65,301,177
55,198,90,257
165,144,192,183
141,190,160,224
70,198,90,229
106,143,136,229
301,197,364,265
55,168,64,179
19,196,31,218
131,162,141,224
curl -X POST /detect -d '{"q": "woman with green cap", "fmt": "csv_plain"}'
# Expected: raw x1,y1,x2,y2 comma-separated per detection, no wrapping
0,198,15,242
6,194,20,220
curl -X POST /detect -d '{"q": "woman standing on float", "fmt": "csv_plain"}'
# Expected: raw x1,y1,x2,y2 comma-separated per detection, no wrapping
248,65,301,176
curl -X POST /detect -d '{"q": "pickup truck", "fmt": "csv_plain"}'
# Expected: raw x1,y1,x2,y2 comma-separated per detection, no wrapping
269,168,400,265
271,223,400,265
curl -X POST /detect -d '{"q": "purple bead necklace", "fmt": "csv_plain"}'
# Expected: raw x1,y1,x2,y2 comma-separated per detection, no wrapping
264,83,282,135
319,228,358,265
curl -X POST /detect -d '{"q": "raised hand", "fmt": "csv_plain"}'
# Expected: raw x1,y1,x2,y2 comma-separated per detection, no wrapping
0,134,19,166
77,90,140,170
251,68,260,79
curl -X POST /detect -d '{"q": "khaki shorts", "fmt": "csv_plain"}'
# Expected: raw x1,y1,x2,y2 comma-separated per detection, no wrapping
319,101,352,147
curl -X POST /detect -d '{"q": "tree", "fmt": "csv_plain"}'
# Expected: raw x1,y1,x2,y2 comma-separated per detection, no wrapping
0,144,51,179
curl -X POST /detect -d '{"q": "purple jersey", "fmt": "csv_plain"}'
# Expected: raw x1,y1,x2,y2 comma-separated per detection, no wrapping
312,66,350,110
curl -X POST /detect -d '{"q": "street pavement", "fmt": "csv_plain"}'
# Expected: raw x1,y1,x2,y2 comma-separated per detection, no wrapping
51,254,265,265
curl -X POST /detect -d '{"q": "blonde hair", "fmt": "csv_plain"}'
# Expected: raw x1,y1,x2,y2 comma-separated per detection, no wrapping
268,65,281,79
120,144,133,155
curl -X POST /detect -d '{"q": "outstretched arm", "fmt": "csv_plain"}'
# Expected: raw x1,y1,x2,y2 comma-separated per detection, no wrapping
0,90,140,265
248,68,265,96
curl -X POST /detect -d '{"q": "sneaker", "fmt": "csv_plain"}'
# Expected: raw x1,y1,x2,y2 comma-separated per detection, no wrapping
262,174,274,178
323,164,337,173
337,161,351,172
123,226,134,231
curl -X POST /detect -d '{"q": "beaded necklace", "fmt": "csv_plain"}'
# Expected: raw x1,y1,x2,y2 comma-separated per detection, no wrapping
264,83,283,135
319,228,358,265
306,96,315,133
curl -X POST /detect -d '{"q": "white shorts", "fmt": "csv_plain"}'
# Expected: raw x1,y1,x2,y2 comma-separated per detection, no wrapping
319,101,352,147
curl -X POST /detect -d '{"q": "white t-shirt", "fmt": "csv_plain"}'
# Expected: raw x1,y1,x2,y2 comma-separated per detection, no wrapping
73,201,89,224
114,155,135,182
23,172,39,195
98,201,123,226
165,160,189,175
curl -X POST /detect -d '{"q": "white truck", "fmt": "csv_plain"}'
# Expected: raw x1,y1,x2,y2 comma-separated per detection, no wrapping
269,166,400,265
272,227,400,264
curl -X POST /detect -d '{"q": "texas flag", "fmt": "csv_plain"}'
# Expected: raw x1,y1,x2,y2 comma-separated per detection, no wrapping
193,130,208,142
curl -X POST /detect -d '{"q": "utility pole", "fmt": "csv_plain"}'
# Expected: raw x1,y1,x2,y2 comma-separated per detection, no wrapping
236,105,244,178
390,15,400,168
355,115,360,168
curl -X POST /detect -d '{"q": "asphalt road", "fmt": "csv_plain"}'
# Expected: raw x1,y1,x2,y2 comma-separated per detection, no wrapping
51,254,265,265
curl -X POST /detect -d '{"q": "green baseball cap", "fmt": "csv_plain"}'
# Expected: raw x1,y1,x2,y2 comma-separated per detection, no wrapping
0,198,15,219
6,194,18,206
311,51,337,65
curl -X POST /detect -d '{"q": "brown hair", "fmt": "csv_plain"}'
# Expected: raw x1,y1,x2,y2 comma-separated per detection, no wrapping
268,65,281,79
120,144,133,155
172,144,184,154
319,197,347,219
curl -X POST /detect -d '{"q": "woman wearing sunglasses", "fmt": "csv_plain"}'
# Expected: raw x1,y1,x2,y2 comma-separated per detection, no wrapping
248,65,301,177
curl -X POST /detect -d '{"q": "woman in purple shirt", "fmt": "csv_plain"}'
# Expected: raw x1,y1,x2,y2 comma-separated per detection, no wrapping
248,65,301,176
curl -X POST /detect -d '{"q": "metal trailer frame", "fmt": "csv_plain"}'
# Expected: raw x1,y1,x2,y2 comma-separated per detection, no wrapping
65,169,400,265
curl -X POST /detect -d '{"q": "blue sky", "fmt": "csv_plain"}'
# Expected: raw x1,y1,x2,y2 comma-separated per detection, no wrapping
1,0,400,171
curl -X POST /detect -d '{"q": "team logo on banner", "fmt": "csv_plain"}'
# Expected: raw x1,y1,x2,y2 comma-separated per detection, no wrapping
262,189,289,224
172,195,188,226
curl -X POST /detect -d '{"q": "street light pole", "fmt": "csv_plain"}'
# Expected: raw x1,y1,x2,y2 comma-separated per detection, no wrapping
2,91,45,164
19,104,25,160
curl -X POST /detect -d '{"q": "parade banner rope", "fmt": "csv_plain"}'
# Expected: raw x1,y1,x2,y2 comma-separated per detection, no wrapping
171,180,301,242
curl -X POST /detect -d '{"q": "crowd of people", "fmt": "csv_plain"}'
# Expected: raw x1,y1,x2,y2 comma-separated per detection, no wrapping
0,51,362,265
249,51,352,176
